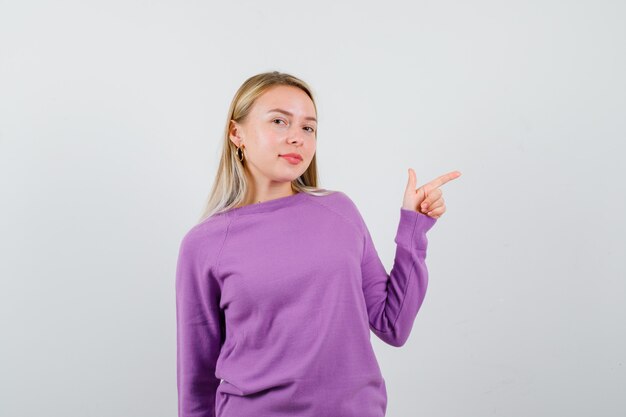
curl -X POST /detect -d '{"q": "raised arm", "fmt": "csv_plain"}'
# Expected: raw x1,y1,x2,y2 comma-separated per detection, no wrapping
360,207,437,347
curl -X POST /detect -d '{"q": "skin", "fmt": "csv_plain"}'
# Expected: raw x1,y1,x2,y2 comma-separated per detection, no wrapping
229,85,317,205
403,168,462,219
229,84,461,217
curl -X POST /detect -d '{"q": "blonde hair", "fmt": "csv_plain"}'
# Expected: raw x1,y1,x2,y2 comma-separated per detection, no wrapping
197,71,335,223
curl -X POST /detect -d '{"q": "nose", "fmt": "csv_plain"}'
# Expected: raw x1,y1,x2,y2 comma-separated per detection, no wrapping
287,125,306,144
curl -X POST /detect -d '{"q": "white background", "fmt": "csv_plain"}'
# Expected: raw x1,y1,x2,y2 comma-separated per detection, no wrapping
1,1,624,416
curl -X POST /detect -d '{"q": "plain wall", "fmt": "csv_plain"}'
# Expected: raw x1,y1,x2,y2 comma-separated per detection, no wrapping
1,0,624,416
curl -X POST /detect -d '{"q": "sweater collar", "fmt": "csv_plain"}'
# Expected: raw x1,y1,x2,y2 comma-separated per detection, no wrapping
223,191,308,216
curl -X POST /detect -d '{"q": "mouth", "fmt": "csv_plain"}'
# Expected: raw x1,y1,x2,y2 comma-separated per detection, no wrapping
279,154,303,161
279,154,303,164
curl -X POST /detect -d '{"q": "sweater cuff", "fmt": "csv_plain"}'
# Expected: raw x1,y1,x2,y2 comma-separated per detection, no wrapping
395,208,437,250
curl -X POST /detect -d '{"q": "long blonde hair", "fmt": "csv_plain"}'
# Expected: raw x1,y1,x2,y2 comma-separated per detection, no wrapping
197,71,335,223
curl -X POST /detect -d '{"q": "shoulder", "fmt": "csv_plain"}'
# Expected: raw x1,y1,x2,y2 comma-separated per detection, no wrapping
177,213,231,266
307,189,366,232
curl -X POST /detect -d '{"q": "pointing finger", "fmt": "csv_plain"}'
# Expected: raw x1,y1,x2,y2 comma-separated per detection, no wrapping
426,170,462,189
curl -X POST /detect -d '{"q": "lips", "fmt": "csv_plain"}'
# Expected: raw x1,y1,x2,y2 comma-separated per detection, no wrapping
279,153,302,161
280,153,303,165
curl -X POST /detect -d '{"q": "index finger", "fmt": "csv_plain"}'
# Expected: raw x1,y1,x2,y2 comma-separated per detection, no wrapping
425,170,462,189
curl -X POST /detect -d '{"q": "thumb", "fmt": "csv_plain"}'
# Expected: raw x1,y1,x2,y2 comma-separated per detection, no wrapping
405,168,416,195
407,168,427,203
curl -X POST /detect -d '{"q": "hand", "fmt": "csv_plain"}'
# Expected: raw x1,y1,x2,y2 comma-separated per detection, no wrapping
403,168,461,219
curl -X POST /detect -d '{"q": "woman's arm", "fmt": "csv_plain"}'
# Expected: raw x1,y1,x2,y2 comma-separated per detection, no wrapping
175,230,223,417
360,207,437,347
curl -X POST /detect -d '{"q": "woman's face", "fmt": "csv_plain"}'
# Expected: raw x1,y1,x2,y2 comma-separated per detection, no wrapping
229,85,317,188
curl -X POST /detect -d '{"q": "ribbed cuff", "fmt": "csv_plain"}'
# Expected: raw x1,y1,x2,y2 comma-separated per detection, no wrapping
395,208,437,250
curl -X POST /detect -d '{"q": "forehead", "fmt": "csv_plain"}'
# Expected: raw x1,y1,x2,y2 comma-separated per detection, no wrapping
253,85,316,116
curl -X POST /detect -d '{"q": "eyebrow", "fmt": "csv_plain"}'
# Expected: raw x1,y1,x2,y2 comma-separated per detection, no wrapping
266,108,317,123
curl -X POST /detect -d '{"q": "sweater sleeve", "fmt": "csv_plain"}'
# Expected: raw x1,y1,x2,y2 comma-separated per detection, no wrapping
360,207,437,347
175,230,223,417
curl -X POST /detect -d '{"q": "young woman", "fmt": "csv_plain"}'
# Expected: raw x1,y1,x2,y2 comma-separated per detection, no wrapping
175,71,461,417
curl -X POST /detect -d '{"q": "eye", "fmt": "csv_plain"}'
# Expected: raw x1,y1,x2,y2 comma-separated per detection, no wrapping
272,118,286,125
304,126,315,133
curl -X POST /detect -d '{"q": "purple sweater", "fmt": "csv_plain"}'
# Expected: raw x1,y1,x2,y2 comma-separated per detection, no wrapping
175,190,437,417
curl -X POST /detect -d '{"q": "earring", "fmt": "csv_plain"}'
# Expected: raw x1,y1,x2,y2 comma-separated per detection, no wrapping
236,144,245,162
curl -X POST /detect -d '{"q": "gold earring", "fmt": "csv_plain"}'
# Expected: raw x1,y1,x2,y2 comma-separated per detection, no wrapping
236,144,245,162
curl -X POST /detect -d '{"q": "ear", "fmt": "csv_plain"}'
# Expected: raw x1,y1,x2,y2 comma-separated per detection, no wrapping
228,119,243,146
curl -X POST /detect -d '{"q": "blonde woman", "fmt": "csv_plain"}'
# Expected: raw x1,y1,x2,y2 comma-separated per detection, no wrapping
175,71,461,417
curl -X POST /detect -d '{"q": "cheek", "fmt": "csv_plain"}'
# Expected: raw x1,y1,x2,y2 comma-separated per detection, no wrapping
257,129,282,146
250,132,280,155
306,142,317,158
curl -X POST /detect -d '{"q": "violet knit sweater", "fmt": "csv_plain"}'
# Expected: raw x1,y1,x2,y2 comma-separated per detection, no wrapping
175,190,437,417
